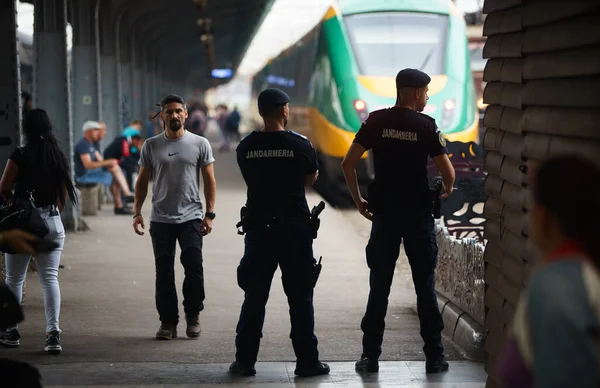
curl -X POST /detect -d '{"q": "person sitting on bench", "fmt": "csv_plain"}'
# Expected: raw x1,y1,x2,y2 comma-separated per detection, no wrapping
103,128,143,203
74,120,134,215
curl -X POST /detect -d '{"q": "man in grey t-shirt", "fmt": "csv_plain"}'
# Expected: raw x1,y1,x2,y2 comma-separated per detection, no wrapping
132,94,217,341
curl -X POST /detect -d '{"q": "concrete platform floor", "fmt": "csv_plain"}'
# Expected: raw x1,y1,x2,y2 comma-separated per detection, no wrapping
41,361,487,387
1,124,486,387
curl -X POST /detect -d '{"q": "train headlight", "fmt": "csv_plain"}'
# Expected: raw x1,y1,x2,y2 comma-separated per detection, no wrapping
477,97,488,111
353,99,369,121
441,99,455,128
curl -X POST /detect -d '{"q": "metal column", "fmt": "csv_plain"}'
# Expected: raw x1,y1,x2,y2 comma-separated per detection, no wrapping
115,16,131,130
98,0,118,142
151,59,158,106
142,46,152,120
130,31,141,122
119,35,132,128
34,0,78,230
0,0,22,173
70,0,100,138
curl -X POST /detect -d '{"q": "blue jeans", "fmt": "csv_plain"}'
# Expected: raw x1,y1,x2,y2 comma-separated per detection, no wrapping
75,168,112,186
361,209,444,360
5,206,66,333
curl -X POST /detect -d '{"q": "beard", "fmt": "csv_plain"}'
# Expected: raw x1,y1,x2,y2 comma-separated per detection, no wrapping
168,120,182,131
283,117,288,128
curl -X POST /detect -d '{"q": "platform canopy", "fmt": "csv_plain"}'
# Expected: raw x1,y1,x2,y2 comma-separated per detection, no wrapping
20,0,275,89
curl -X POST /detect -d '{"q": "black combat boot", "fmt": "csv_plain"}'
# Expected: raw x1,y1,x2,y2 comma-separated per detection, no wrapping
294,360,330,377
426,356,449,373
228,360,256,376
355,356,379,373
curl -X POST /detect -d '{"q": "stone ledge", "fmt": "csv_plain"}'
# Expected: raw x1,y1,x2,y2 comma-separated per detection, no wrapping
412,293,487,361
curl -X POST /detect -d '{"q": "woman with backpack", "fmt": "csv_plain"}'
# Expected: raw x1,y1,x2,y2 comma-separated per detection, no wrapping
0,108,77,355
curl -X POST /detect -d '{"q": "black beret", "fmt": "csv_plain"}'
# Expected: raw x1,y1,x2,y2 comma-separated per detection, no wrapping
258,88,290,112
396,68,431,88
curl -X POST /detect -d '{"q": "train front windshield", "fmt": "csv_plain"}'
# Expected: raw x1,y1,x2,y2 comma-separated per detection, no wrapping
344,12,448,76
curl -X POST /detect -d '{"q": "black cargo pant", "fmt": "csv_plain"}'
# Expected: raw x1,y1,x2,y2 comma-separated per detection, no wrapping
361,208,444,360
235,219,319,366
149,219,205,325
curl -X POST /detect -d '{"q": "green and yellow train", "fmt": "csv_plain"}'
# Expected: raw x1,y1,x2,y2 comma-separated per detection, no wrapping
250,0,480,198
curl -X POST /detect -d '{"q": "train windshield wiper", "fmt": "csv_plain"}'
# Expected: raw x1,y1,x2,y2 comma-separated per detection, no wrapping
418,45,437,71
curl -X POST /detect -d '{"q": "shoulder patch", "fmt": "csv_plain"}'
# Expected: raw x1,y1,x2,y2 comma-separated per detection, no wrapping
438,131,447,147
287,130,308,141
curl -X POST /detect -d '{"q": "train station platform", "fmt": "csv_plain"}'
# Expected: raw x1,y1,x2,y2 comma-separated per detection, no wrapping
1,125,487,387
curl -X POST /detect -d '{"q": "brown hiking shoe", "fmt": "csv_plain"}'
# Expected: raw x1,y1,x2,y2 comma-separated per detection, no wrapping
155,324,177,340
186,315,201,338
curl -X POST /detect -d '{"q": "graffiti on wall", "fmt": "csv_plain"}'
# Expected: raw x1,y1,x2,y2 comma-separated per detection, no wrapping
428,140,487,243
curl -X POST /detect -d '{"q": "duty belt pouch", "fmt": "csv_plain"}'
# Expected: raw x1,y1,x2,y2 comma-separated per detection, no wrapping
236,206,247,235
430,180,443,219
310,217,320,239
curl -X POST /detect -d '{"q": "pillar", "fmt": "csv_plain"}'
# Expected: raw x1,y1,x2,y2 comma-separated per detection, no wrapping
98,0,118,142
0,0,22,173
70,0,100,138
34,0,78,231
142,46,152,121
130,32,141,122
115,19,131,130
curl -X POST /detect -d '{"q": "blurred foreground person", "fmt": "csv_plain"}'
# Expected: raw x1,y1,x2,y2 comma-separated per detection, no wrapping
498,154,600,388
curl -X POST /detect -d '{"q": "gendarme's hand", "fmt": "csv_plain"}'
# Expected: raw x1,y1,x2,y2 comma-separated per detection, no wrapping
441,182,453,199
357,198,373,221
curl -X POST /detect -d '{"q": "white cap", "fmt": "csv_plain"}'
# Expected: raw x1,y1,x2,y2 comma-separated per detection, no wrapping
82,120,102,132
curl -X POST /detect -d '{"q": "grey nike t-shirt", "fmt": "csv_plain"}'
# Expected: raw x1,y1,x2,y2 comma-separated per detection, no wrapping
139,130,215,224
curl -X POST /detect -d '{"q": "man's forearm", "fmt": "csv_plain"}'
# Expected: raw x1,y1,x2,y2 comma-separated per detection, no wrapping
134,180,148,215
443,174,455,192
86,160,110,170
440,167,455,192
342,164,362,206
204,178,216,213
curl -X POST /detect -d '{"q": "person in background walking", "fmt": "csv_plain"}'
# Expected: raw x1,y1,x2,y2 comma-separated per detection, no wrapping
133,94,216,341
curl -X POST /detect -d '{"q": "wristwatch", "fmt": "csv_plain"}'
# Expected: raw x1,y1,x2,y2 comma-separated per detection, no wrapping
205,212,216,220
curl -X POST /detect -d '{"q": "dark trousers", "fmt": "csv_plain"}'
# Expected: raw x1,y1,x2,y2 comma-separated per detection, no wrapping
149,219,205,325
235,220,318,365
361,209,444,360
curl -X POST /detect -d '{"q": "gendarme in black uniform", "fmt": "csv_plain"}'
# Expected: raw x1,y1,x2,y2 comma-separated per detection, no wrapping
236,130,317,219
353,69,449,373
230,88,329,378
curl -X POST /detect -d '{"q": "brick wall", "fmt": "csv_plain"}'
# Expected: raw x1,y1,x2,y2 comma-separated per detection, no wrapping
481,1,600,386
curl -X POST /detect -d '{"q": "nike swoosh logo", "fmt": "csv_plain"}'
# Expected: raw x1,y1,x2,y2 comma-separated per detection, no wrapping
168,153,178,156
